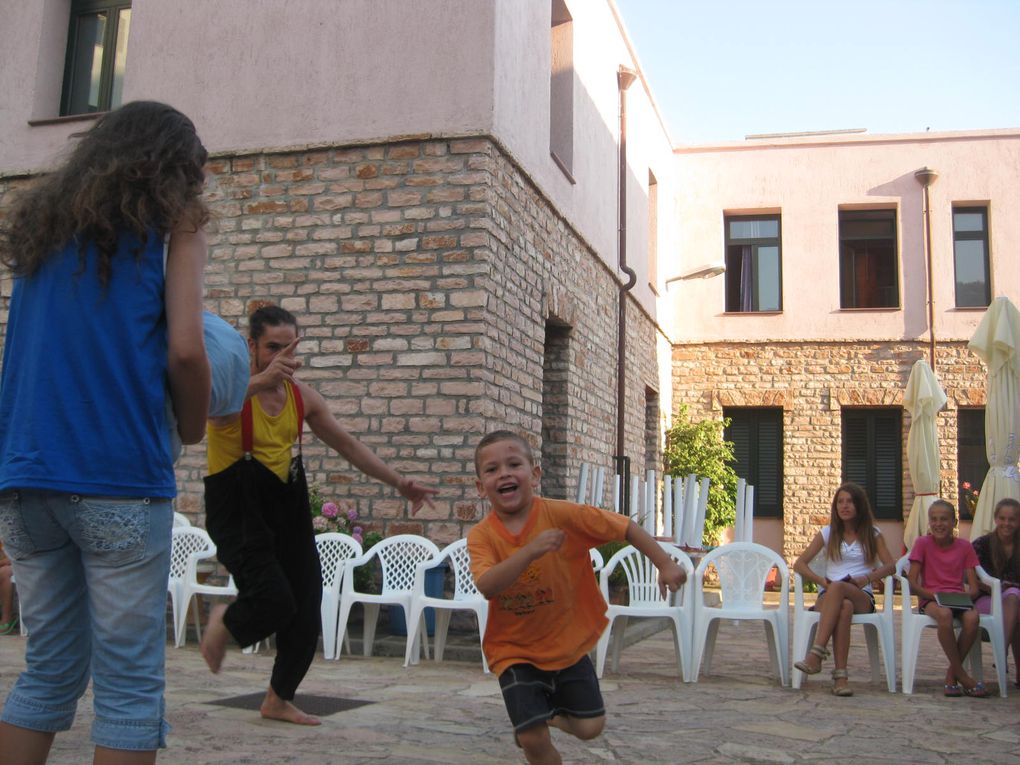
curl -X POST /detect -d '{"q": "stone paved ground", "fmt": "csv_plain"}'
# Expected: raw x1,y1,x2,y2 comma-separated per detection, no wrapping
1,611,1019,765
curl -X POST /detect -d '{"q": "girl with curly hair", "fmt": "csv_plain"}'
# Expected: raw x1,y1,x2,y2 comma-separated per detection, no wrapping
0,101,211,764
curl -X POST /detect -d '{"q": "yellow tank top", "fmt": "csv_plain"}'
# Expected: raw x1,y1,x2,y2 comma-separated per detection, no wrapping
207,382,300,481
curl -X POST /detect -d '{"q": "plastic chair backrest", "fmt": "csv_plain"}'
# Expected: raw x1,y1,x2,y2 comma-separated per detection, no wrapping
590,547,605,573
442,539,481,600
170,527,213,581
701,542,784,610
173,512,191,527
375,535,440,595
602,542,694,607
316,533,363,591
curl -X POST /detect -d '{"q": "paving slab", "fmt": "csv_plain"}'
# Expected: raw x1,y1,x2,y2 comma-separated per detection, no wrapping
1,609,1019,764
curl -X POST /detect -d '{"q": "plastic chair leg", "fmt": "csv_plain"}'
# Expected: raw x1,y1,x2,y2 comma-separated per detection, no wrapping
361,603,380,656
403,603,425,668
433,609,453,662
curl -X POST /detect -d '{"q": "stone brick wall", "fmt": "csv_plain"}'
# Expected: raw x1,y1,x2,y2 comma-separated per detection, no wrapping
672,340,986,561
0,135,666,544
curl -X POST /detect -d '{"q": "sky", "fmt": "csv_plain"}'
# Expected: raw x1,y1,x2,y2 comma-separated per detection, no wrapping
613,0,1020,145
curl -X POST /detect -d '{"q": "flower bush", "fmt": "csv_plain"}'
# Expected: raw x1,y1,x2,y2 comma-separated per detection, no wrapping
960,481,980,518
309,485,363,545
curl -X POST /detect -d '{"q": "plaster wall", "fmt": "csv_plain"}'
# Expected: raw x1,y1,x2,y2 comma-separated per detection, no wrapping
670,131,1020,344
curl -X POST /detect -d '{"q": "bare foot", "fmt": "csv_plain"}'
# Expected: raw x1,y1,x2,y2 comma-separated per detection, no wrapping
200,604,230,674
260,686,321,726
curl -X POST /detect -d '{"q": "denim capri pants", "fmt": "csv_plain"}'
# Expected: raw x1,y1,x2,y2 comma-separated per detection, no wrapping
0,490,173,750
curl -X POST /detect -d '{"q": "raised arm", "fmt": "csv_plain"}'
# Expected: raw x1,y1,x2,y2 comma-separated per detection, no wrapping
473,529,565,599
164,225,210,444
300,382,437,513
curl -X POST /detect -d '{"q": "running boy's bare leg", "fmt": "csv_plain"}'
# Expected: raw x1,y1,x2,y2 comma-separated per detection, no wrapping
516,723,562,765
548,714,605,740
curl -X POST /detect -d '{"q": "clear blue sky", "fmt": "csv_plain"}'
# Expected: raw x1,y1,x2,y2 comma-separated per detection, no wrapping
614,0,1020,144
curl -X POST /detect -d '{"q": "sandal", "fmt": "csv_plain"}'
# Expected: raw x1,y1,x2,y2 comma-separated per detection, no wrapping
962,682,989,698
794,644,829,675
831,669,853,697
943,683,963,697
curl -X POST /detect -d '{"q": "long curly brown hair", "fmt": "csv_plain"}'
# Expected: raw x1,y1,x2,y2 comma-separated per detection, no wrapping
0,100,209,286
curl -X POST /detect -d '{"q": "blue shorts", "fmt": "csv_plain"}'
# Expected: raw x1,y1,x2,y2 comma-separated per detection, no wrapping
497,655,605,733
0,490,173,751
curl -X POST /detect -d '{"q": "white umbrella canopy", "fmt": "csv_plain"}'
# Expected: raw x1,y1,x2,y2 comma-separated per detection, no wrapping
968,296,1020,538
902,359,947,550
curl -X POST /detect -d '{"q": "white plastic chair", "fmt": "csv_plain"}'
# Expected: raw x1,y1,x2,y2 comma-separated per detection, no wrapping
335,534,440,661
691,542,790,685
896,555,1007,696
791,570,896,691
316,532,363,659
173,511,191,527
168,526,237,648
590,547,605,574
402,538,489,672
595,542,695,681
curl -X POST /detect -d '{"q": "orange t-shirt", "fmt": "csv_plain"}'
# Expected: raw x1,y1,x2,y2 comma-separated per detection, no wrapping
467,496,631,676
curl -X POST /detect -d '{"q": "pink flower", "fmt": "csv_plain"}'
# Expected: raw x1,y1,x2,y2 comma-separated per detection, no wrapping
312,516,328,531
352,526,363,535
321,502,339,518
352,532,363,545
962,482,972,490
346,508,358,521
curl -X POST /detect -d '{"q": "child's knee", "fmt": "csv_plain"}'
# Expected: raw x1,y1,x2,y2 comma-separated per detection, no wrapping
517,724,554,755
571,715,605,740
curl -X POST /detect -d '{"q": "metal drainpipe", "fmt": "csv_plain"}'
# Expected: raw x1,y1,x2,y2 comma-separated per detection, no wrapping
914,167,939,369
616,66,637,512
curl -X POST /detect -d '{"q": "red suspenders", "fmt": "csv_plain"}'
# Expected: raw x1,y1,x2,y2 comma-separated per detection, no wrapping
240,381,304,458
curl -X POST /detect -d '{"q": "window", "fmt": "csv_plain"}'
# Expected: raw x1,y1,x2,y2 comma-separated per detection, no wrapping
724,215,782,312
549,0,573,177
647,171,658,291
842,408,902,520
541,320,571,499
957,408,988,520
62,0,132,116
953,207,991,308
839,209,898,309
724,408,783,517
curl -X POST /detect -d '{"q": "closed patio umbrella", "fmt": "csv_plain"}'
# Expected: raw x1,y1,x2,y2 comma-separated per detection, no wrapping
968,296,1020,538
902,359,947,550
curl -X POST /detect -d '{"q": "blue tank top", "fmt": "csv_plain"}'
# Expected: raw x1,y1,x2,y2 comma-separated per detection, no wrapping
0,230,175,497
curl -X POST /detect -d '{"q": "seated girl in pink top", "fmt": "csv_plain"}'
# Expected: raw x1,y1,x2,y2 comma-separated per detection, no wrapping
908,499,987,697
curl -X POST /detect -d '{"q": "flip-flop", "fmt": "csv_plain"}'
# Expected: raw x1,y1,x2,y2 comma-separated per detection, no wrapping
943,683,963,697
963,682,989,698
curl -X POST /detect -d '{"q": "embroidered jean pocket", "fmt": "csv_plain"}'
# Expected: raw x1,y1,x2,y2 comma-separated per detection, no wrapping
76,496,151,567
0,491,32,560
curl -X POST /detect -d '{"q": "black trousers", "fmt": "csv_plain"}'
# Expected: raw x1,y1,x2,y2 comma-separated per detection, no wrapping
204,456,322,700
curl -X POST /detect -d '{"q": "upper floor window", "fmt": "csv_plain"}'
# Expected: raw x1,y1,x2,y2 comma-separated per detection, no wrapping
62,0,132,116
842,407,902,520
953,206,991,308
839,209,898,309
724,215,782,312
549,0,574,179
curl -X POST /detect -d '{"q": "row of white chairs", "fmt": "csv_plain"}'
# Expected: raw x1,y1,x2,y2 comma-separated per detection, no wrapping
596,541,1008,697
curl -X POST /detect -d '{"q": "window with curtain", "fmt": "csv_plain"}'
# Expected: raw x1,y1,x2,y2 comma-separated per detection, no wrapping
841,408,902,520
62,0,132,116
953,207,991,308
839,209,899,309
724,215,782,312
549,0,574,178
724,407,783,517
957,408,988,520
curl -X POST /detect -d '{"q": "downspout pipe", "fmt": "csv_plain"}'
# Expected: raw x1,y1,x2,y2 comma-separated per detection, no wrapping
914,167,939,369
616,66,637,510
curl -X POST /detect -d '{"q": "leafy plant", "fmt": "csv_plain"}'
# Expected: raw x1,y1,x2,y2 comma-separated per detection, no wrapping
309,485,382,591
596,540,628,587
959,481,979,519
662,404,738,547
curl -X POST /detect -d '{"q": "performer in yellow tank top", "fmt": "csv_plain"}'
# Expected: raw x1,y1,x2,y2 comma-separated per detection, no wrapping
200,304,438,727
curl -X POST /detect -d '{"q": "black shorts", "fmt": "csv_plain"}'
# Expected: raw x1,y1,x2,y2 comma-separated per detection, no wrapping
497,655,605,733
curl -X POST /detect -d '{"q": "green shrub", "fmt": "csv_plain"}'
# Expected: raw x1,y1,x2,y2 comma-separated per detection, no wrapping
662,404,738,547
596,540,628,587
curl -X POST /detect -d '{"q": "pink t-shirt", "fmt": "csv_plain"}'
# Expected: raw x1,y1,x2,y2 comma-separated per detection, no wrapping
909,535,979,593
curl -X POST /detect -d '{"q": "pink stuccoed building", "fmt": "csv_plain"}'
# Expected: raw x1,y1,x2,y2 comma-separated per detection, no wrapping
1,0,1017,558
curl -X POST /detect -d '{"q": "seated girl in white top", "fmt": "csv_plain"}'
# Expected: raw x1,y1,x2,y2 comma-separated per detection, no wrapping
792,482,895,696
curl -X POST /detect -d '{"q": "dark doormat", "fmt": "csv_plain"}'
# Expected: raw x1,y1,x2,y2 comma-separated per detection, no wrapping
206,692,375,717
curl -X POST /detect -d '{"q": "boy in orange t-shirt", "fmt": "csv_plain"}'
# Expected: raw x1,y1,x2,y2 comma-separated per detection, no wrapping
468,430,686,765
